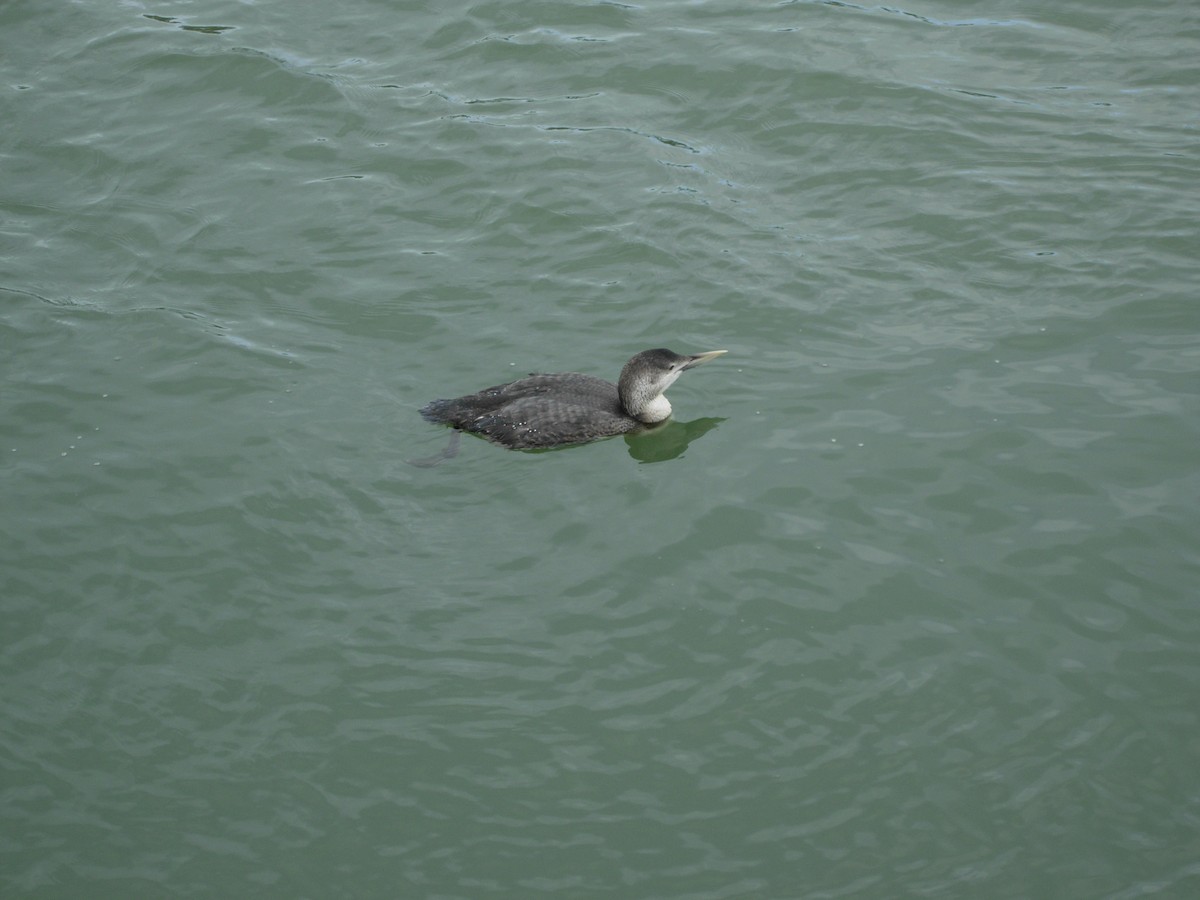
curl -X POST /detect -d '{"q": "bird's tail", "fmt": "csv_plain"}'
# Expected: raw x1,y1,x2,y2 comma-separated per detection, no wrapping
419,399,457,424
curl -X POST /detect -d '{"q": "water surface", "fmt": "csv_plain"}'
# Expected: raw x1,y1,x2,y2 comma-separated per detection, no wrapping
3,1,1198,897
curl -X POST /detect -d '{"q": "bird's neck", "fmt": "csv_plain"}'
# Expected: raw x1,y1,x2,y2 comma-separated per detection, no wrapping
632,393,672,423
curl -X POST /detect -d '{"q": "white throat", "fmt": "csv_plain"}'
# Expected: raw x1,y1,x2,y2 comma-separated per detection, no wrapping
636,394,673,423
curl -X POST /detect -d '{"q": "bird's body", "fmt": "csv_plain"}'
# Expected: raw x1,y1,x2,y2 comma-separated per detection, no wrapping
420,348,725,450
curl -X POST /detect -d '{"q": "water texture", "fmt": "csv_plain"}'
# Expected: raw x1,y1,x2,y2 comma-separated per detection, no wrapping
3,1,1198,897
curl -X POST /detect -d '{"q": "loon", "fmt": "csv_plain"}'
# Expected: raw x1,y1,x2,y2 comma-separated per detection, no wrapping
420,348,727,449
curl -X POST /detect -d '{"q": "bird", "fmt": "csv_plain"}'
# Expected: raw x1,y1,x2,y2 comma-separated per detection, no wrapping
420,348,727,449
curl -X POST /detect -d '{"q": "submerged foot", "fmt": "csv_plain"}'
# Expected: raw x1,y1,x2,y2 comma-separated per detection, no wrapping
406,430,462,467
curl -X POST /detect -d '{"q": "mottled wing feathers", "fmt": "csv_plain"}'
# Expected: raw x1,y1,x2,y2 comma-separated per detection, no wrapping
420,373,635,449
470,398,635,448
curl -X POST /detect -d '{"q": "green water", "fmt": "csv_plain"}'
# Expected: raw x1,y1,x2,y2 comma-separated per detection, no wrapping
3,1,1198,897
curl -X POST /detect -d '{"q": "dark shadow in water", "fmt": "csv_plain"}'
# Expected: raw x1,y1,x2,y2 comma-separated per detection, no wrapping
624,417,726,463
407,417,726,466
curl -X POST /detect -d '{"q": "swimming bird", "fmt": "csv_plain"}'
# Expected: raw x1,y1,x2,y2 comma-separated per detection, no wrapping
420,348,727,449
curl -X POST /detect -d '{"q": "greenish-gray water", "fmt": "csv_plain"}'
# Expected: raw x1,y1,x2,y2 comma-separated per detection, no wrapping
3,1,1198,897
